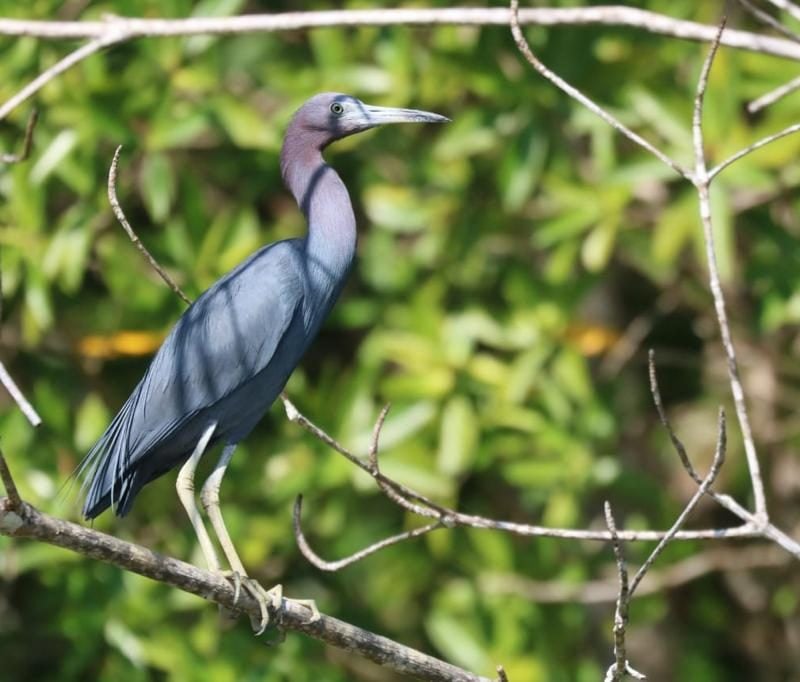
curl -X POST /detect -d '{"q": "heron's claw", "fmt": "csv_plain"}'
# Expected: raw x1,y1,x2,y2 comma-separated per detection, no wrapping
237,580,283,636
218,574,317,636
220,570,242,605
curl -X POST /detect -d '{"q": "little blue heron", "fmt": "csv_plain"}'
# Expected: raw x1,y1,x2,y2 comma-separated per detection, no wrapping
76,93,447,631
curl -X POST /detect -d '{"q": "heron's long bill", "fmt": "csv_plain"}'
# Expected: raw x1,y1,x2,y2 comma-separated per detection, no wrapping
363,105,450,125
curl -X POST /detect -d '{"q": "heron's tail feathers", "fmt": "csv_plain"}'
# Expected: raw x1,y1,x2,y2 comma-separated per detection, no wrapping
74,394,138,519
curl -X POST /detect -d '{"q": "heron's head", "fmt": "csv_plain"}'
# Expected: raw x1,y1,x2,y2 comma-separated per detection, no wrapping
288,92,449,149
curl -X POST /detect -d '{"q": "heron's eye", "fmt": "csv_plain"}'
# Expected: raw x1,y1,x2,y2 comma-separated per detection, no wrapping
330,102,345,116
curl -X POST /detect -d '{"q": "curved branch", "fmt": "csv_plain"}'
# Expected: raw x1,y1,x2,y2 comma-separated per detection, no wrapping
108,146,192,305
284,398,759,546
294,495,442,572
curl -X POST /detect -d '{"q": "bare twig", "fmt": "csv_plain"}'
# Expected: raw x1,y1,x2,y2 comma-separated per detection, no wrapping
107,146,192,305
0,498,490,682
0,448,21,508
509,0,692,181
0,109,39,164
603,503,645,682
604,502,628,682
0,33,125,123
648,350,700,483
603,410,724,681
0,361,42,427
285,399,758,555
747,73,800,113
294,495,442,572
765,0,800,24
629,409,726,597
650,352,800,560
368,403,391,471
496,666,509,682
737,0,800,42
691,16,768,520
709,120,800,178
649,354,748,518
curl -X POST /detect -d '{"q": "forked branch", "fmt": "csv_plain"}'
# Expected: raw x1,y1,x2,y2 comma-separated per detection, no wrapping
604,412,725,681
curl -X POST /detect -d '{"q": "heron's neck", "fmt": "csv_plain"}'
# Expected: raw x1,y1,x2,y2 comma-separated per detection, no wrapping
280,142,357,295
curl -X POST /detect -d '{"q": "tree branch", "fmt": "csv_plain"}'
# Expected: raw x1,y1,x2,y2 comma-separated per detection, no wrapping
509,0,692,181
286,396,759,557
0,494,493,682
294,495,442,572
765,0,800,24
603,414,724,681
709,119,800,178
0,448,21,508
0,33,125,123
0,6,794,59
629,409,726,597
0,360,42,428
691,16,769,520
747,73,800,113
3,7,800,124
603,503,645,682
0,108,39,164
737,0,800,43
107,146,192,305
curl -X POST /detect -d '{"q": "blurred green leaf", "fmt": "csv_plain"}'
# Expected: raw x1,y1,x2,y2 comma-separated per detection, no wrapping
437,395,478,476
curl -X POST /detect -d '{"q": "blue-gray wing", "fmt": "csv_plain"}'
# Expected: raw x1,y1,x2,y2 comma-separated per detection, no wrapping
79,239,307,517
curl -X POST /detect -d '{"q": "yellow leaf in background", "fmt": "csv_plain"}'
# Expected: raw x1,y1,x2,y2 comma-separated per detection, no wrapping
76,330,165,359
564,322,621,357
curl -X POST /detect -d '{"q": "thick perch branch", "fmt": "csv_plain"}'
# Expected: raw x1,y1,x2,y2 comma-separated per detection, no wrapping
0,494,492,682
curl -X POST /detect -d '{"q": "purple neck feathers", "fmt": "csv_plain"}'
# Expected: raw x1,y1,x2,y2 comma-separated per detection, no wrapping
280,122,357,292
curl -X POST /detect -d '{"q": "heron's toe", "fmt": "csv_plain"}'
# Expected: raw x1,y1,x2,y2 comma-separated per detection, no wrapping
242,580,282,636
289,598,320,625
219,570,243,605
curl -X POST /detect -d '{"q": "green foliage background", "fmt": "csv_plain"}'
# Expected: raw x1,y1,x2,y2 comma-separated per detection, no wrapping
1,1,799,679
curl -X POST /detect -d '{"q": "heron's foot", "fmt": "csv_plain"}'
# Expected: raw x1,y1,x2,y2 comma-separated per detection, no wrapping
217,571,281,635
242,579,283,636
